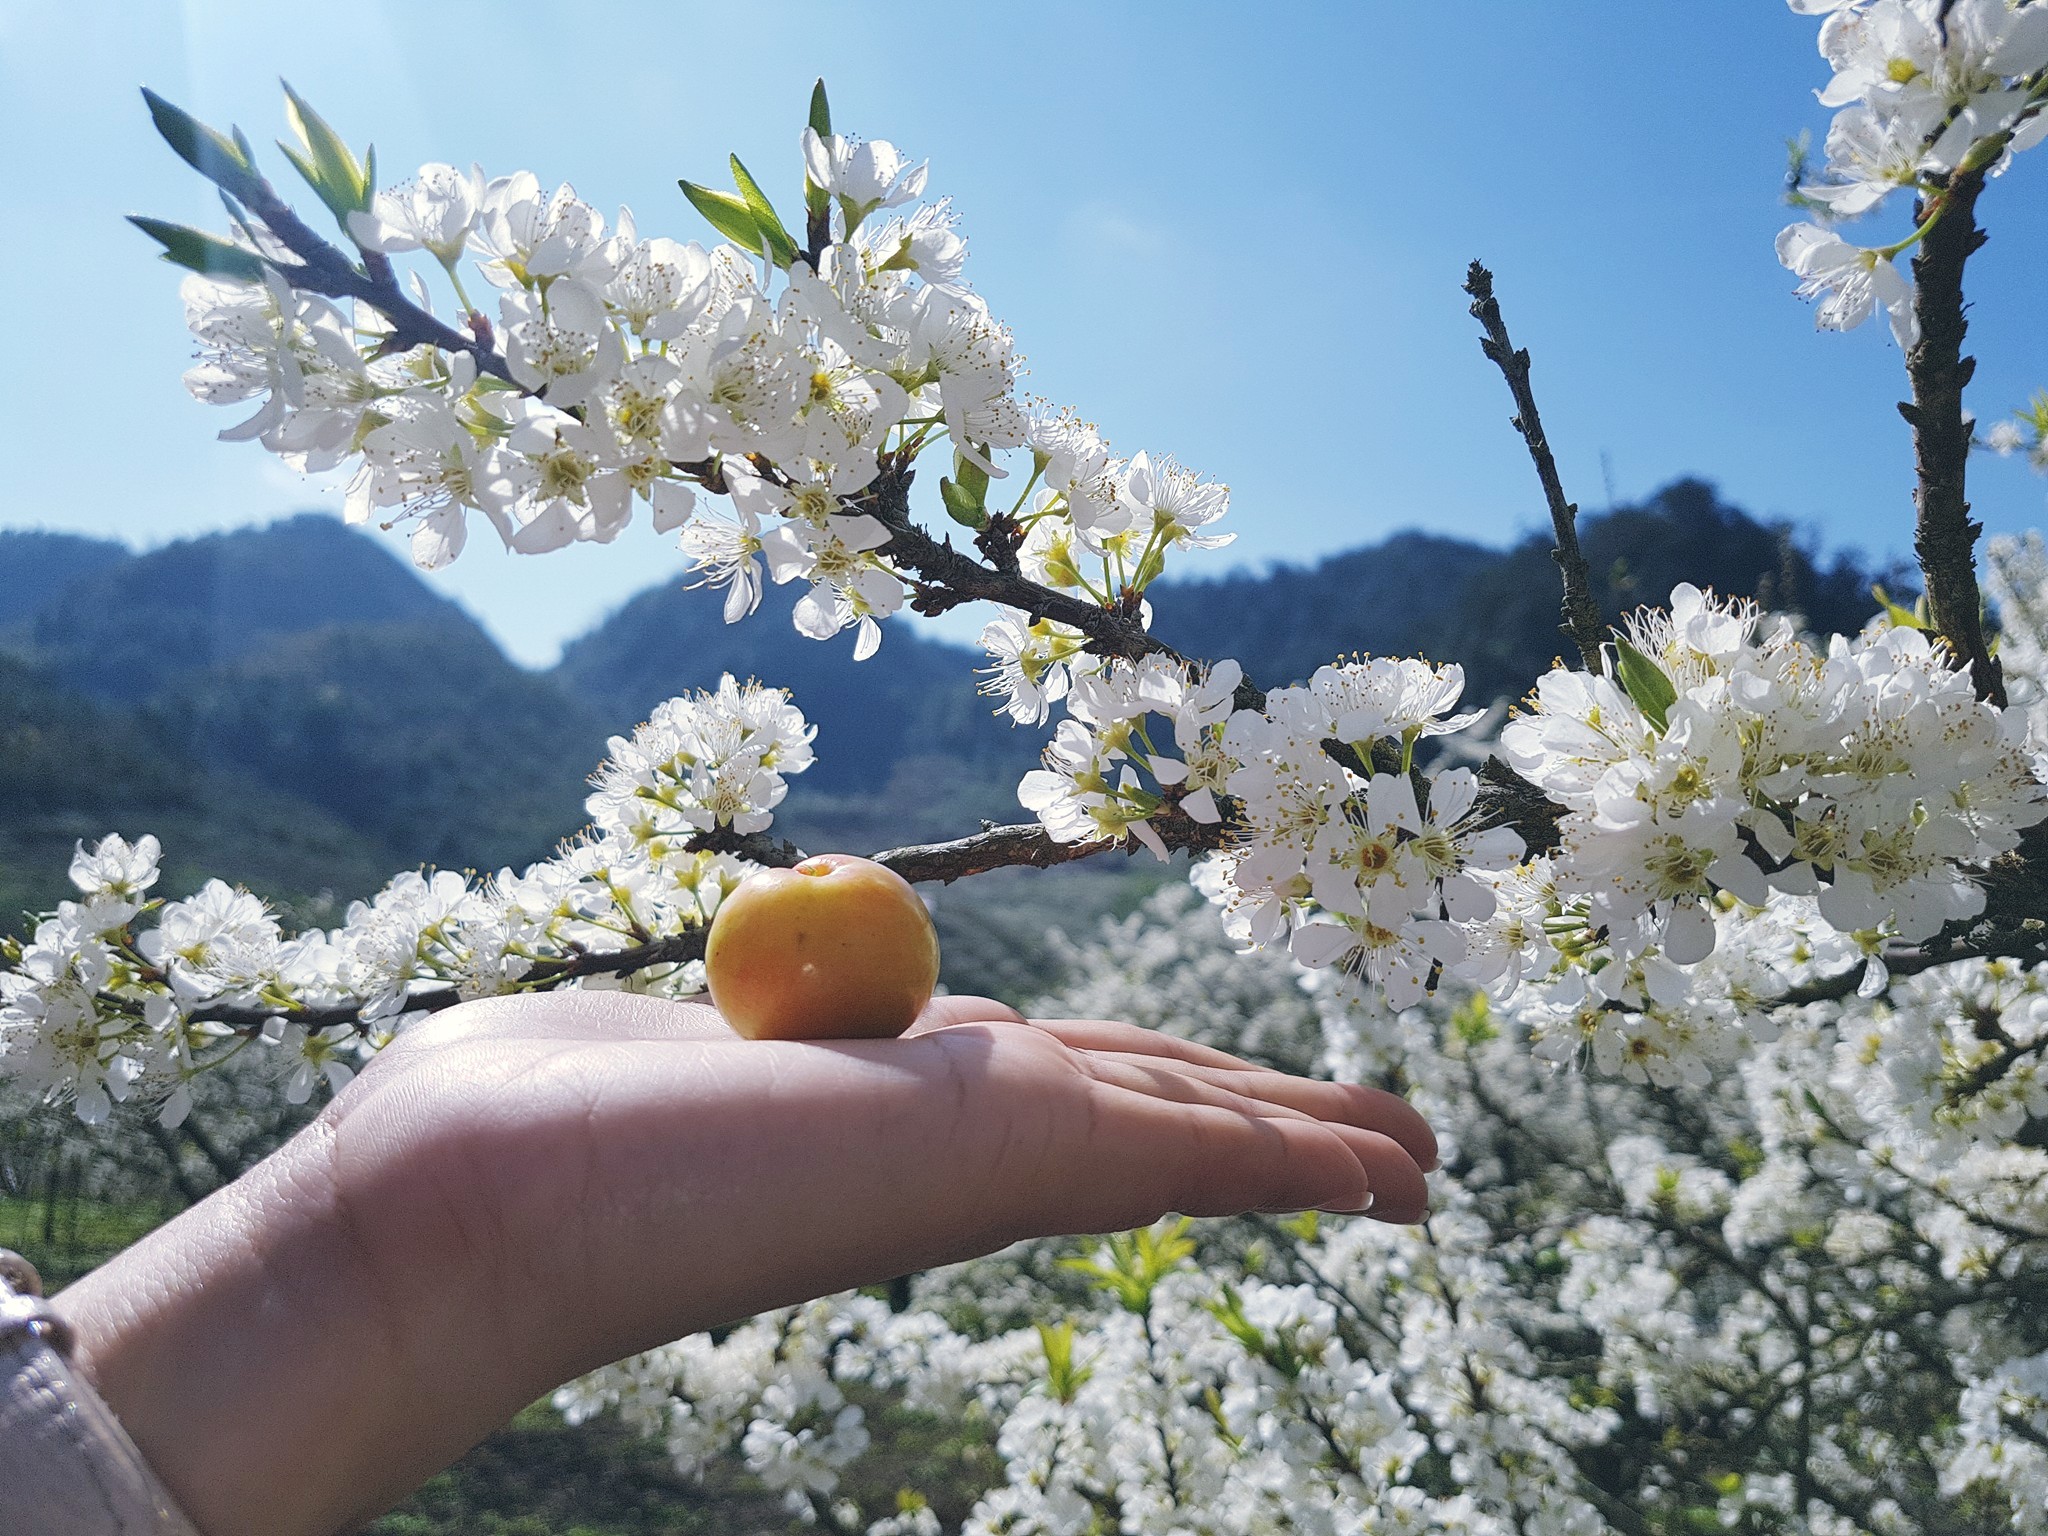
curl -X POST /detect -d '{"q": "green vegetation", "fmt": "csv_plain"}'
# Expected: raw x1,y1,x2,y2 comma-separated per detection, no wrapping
0,654,397,927
0,1194,172,1291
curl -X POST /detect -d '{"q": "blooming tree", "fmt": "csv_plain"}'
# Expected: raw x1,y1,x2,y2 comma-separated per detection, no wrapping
7,2,2048,1529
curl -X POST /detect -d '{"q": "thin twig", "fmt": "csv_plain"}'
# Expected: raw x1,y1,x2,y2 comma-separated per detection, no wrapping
179,139,516,386
183,808,1237,1035
1901,170,2005,704
857,466,1270,713
1464,261,1607,673
873,800,1231,884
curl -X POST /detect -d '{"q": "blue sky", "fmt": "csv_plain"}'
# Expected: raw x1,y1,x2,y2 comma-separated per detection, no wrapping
5,1,2046,665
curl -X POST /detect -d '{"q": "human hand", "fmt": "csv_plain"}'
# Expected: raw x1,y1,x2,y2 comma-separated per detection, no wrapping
54,992,1437,1536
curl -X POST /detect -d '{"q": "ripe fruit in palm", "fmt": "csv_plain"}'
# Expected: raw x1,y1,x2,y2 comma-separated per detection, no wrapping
704,854,941,1040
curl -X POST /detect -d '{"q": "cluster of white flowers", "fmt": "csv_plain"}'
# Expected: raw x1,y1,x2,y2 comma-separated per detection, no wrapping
182,137,998,655
1013,583,2046,1046
172,100,1244,665
1504,582,2045,957
0,678,803,1125
1006,647,1533,1011
586,672,813,842
1014,653,1244,855
1776,0,2048,344
1200,660,1522,1009
1006,426,1235,615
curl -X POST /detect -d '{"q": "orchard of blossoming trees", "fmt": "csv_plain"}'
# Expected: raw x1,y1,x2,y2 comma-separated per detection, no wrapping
6,0,2048,1529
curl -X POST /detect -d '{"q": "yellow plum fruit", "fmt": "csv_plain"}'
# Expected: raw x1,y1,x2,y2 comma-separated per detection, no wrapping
704,853,941,1040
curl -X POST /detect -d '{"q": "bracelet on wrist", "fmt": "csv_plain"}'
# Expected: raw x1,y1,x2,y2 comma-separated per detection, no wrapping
0,1246,205,1535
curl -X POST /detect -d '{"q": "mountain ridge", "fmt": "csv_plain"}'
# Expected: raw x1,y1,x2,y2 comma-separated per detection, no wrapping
0,478,1892,925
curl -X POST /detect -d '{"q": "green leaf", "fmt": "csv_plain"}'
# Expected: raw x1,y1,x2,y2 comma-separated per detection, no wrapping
275,140,327,201
1870,583,1928,632
727,155,798,266
279,80,372,220
1276,1210,1320,1242
127,216,266,281
1204,1286,1267,1355
140,88,251,183
954,451,990,502
1056,1220,1193,1314
1449,990,1498,1048
807,79,832,140
1611,636,1678,734
940,477,988,529
1036,1320,1092,1403
678,179,764,251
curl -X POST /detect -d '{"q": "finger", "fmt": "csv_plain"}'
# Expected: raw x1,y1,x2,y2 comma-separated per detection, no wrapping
1080,1054,1323,1124
1076,1057,1429,1222
1086,1050,1439,1172
1329,1129,1430,1224
1027,1017,1283,1073
1036,1018,1438,1173
1065,1086,1376,1226
907,995,1029,1034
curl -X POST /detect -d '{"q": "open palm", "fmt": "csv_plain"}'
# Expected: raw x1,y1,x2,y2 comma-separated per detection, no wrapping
58,993,1437,1536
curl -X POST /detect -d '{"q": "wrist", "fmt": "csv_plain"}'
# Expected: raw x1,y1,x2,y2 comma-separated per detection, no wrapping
51,1123,467,1536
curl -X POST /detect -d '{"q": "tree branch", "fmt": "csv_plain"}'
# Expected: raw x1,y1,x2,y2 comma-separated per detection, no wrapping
1464,261,1607,674
857,466,1270,714
222,181,1580,857
1902,171,2005,704
181,808,1241,1037
152,161,2048,1055
173,132,516,387
872,801,1231,884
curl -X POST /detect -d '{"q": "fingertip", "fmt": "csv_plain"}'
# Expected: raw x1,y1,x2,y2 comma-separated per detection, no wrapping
1321,1126,1430,1224
1336,1083,1440,1174
1315,1190,1374,1216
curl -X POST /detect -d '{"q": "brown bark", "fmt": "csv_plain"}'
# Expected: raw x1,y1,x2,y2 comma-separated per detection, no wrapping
1902,172,2005,704
1464,261,1607,674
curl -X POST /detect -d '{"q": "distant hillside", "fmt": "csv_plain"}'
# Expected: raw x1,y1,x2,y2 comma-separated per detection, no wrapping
162,616,608,872
0,655,395,926
0,480,1892,930
21,515,462,702
1442,479,1886,700
1149,479,1889,701
1144,530,1499,690
0,531,128,632
554,574,1043,804
6,517,605,888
